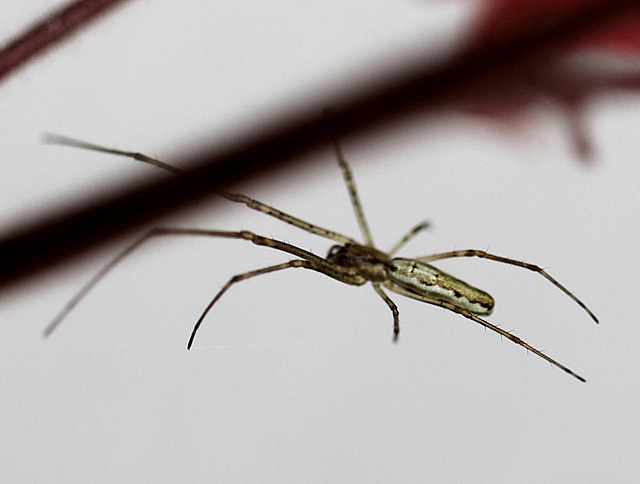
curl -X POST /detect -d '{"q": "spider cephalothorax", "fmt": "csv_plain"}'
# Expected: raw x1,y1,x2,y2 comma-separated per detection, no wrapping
327,243,389,282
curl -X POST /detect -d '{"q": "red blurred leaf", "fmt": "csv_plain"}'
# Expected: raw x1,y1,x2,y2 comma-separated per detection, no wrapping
474,0,640,51
463,0,640,158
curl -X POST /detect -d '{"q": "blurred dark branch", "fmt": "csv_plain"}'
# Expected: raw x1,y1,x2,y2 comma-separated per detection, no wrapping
0,0,130,82
0,0,638,290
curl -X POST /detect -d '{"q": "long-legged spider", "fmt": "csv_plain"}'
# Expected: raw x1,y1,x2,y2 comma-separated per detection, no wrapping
43,134,598,382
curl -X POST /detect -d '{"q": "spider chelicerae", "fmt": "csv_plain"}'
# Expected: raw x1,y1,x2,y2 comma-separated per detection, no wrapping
43,134,598,382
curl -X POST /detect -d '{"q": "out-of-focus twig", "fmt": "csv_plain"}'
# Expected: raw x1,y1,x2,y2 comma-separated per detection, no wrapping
0,0,131,82
0,0,638,290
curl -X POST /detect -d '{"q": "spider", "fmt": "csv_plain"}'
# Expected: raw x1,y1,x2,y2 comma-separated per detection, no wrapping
43,134,598,382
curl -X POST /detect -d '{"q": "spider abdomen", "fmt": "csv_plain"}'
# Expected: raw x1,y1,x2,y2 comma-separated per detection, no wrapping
388,258,495,315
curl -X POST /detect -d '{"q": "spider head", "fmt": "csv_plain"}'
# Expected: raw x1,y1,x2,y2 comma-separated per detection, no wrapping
326,244,349,265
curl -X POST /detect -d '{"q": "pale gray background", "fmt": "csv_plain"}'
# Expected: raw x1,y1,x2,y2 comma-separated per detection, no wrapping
0,1,638,482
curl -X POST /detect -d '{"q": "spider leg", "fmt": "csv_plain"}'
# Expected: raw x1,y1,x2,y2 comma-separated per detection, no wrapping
44,133,182,173
383,281,586,382
330,137,374,246
371,282,400,342
188,260,319,349
388,221,430,255
415,249,598,324
222,192,358,245
46,134,359,245
44,227,365,337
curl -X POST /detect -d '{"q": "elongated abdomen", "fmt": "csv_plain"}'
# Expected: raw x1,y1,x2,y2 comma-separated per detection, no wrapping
388,258,494,314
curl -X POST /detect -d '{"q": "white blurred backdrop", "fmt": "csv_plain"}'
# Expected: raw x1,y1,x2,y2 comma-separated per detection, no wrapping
0,1,637,482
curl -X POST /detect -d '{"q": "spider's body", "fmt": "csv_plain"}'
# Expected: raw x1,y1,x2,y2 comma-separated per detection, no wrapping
44,134,597,382
327,243,494,315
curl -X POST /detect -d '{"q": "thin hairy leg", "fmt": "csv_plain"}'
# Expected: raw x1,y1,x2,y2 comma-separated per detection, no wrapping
416,249,598,323
222,192,358,244
44,133,182,173
383,281,586,382
330,137,374,246
45,134,358,245
372,282,400,341
45,228,365,336
388,221,430,255
188,260,316,349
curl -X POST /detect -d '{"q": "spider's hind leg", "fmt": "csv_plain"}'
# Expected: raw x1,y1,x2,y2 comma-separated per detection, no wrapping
383,281,586,382
416,249,598,324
